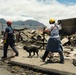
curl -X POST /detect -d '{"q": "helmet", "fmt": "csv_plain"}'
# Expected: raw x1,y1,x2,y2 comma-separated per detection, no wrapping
49,18,55,24
7,21,12,25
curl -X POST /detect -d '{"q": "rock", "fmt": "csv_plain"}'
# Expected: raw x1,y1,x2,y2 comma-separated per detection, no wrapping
73,59,76,66
70,47,74,51
61,37,69,45
21,73,26,75
74,54,76,57
11,69,16,73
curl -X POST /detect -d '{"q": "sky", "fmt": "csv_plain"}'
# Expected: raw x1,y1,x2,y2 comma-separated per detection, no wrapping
0,0,76,26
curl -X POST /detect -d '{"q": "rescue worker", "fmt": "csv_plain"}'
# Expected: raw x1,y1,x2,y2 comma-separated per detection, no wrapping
1,21,19,58
41,18,64,63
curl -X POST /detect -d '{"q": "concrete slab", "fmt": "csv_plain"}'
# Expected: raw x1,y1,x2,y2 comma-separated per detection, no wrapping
8,48,76,75
61,37,69,45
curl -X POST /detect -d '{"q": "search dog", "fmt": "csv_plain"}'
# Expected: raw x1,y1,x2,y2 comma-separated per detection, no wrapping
23,45,42,57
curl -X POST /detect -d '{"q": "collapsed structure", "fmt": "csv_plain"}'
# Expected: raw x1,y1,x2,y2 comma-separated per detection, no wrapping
58,18,76,35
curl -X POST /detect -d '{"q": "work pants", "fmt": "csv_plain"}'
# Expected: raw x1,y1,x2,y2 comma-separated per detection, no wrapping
42,50,64,62
3,39,18,57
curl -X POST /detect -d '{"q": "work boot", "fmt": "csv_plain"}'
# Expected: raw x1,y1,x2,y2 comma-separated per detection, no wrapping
59,60,64,64
40,57,45,62
15,53,19,56
59,51,64,64
1,56,7,59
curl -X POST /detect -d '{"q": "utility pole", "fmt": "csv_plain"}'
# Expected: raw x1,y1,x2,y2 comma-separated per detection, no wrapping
0,22,3,31
2,23,3,31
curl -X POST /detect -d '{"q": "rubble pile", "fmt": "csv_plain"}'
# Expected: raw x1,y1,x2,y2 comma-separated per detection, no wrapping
0,28,76,66
15,29,76,47
15,29,48,49
61,33,76,46
61,33,76,66
0,28,76,75
14,29,76,66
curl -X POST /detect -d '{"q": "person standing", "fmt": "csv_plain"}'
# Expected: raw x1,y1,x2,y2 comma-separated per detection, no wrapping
41,18,64,63
2,21,19,58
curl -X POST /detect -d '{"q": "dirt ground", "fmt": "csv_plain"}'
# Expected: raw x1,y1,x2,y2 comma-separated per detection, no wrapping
0,48,59,75
0,59,56,75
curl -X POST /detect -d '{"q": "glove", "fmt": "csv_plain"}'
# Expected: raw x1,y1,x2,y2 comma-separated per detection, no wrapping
3,40,6,44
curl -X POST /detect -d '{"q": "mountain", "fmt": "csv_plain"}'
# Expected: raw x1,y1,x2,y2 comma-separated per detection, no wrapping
13,20,24,25
0,18,46,29
0,18,6,24
13,19,46,26
24,20,46,27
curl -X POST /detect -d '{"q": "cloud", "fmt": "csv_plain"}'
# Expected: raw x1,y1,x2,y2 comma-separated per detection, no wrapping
0,0,76,26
